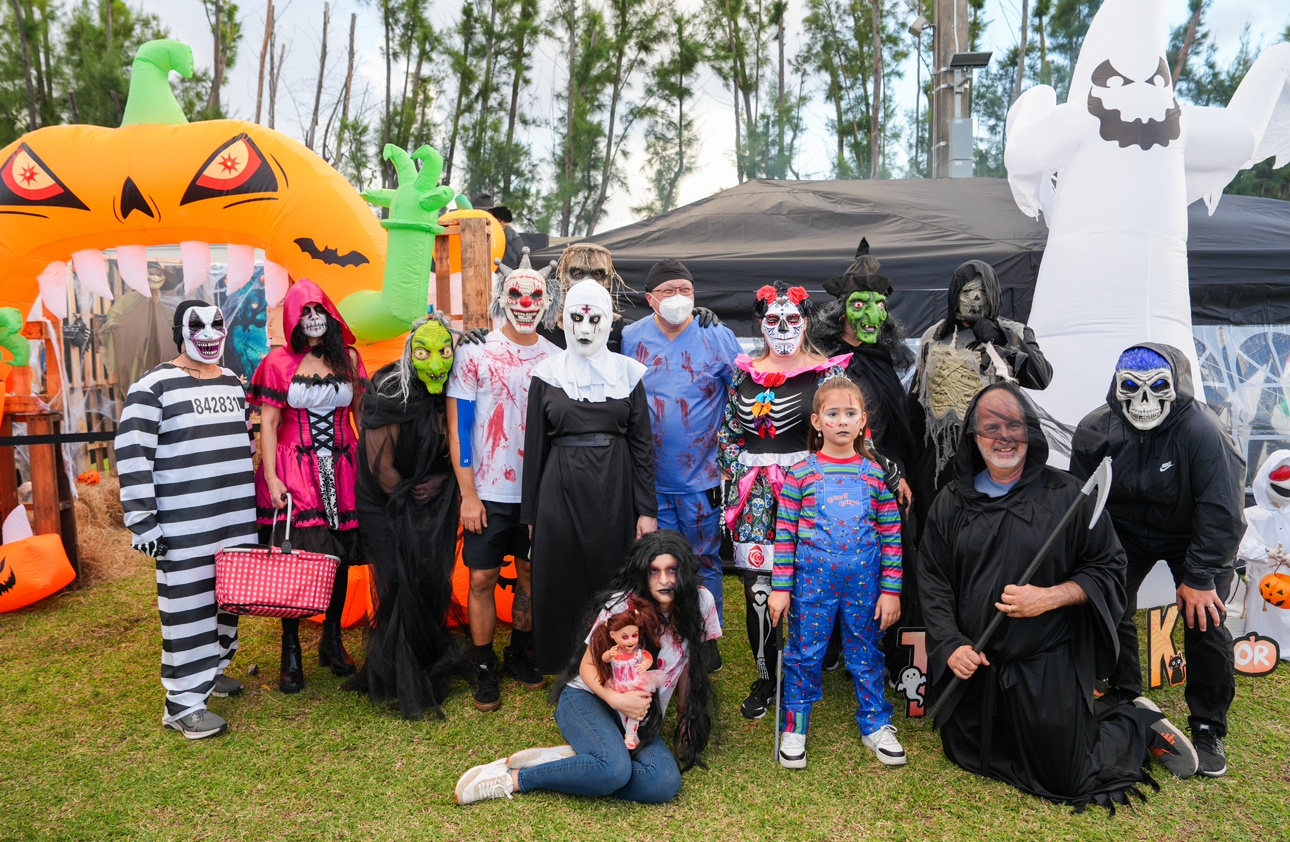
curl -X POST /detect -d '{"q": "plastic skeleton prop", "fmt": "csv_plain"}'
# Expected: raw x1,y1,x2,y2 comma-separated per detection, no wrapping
1005,0,1290,426
757,285,809,357
182,305,226,364
489,247,562,334
1115,347,1174,432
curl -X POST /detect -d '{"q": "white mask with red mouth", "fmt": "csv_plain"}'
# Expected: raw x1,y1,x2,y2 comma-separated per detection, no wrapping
183,305,226,364
490,247,558,334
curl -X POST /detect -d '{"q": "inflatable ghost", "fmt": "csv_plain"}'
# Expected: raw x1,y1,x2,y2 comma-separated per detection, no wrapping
1005,0,1290,429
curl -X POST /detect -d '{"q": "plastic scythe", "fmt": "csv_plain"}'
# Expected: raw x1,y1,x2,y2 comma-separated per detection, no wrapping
925,457,1113,722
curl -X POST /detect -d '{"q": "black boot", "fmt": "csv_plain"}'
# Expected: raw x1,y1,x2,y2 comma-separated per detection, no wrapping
318,619,356,677
280,620,305,694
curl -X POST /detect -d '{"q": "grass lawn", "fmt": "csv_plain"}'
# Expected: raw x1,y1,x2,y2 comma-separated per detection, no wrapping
2,549,1288,841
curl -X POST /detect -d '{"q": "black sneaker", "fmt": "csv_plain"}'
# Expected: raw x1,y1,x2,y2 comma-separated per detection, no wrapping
1193,725,1227,777
1134,696,1198,778
211,674,243,698
474,659,502,712
823,640,843,671
502,648,547,690
704,640,723,674
740,677,777,720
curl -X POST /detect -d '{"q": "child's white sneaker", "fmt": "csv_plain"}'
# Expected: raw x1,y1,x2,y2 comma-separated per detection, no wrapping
778,731,807,768
455,759,514,804
862,724,907,766
506,745,575,769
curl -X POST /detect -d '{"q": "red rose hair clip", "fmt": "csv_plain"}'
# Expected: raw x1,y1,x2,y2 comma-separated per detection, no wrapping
786,286,809,305
756,286,778,304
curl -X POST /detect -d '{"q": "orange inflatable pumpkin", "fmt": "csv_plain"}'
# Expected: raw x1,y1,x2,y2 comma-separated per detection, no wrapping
306,564,373,628
448,523,515,625
1260,571,1290,608
0,533,75,612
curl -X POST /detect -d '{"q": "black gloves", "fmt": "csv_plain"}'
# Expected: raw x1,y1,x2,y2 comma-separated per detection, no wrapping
962,315,1006,346
459,327,490,346
694,307,722,328
133,538,168,561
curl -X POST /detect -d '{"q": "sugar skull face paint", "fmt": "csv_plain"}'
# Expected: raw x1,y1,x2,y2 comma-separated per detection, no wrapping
183,305,226,363
761,298,805,357
568,303,610,358
410,320,454,393
300,302,329,338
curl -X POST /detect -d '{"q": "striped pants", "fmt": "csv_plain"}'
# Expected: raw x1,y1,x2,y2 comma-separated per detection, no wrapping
157,553,238,722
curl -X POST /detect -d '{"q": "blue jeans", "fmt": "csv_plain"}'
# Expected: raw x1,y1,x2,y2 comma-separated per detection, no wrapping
516,687,682,803
657,490,724,625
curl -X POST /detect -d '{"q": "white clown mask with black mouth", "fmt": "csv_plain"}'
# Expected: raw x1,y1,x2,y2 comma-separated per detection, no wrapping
300,303,329,338
1115,347,1175,431
567,302,610,358
184,306,227,364
760,294,806,357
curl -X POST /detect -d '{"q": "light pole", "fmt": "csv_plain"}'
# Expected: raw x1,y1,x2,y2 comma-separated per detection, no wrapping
908,15,932,176
948,51,991,177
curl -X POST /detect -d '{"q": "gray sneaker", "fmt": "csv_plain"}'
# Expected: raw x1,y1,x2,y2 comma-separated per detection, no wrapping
164,709,228,740
212,674,243,698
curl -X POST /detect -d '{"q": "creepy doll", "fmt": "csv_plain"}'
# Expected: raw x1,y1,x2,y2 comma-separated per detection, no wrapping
589,604,668,749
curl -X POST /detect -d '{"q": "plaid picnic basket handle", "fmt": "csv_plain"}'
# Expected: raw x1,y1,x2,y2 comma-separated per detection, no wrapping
214,493,341,618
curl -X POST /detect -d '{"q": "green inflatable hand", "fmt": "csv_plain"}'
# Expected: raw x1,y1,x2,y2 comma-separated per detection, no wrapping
0,308,30,368
338,145,457,341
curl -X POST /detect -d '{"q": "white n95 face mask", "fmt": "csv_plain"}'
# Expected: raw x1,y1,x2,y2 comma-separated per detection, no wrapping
658,294,694,326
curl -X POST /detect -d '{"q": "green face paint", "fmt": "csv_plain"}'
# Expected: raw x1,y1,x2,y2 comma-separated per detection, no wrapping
846,291,888,344
410,321,454,393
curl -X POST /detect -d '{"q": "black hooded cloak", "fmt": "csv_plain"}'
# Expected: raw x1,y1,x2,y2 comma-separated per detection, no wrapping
349,362,465,719
919,382,1161,807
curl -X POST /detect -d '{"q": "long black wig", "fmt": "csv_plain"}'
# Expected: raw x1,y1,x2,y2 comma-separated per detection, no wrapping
549,529,715,771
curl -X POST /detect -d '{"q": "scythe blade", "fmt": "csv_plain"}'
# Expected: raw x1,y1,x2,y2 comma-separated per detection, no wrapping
1083,457,1113,529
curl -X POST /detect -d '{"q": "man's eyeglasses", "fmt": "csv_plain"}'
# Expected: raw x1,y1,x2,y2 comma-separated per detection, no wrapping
651,284,694,298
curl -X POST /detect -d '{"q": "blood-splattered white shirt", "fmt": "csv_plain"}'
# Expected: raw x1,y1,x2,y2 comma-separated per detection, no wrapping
447,330,558,503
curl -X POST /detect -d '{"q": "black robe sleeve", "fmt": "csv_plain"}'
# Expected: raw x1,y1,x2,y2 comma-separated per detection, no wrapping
521,377,552,526
917,493,975,685
1065,490,1130,682
626,380,658,518
1009,324,1053,391
1068,409,1110,483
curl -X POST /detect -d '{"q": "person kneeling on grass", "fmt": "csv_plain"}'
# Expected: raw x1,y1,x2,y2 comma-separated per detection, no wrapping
455,530,721,805
767,375,907,769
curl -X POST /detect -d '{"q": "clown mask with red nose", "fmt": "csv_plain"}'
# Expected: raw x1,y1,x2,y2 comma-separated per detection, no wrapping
490,247,560,335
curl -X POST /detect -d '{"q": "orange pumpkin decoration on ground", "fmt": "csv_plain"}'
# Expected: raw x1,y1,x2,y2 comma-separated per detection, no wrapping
1260,571,1290,608
0,533,75,613
306,564,373,628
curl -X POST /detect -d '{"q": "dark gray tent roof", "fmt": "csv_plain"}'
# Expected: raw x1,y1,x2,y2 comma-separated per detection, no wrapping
534,177,1290,336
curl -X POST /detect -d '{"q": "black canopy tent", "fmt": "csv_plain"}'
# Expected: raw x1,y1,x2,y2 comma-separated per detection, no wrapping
534,177,1290,337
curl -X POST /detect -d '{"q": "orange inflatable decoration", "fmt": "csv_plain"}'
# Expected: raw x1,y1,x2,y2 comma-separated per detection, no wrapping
1260,571,1290,608
0,533,75,612
307,564,373,628
447,523,515,625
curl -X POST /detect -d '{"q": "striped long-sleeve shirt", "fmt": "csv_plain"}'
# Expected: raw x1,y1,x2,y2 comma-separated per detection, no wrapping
772,453,902,594
116,364,258,560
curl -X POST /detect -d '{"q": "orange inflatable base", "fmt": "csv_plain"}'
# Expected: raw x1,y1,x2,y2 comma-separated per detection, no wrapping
305,564,373,629
0,533,75,612
448,523,515,626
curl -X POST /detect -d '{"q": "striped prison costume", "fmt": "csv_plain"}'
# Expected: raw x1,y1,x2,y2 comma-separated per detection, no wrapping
116,363,257,723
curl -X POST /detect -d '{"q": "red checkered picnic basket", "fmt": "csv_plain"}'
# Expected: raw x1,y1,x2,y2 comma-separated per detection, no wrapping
215,494,340,619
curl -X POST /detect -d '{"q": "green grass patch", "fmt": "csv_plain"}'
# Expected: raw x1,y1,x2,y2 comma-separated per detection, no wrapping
2,565,1287,841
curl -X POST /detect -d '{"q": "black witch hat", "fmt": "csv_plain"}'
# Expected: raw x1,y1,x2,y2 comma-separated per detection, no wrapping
823,237,893,298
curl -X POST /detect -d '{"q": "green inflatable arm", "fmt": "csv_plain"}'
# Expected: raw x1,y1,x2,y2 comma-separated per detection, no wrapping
0,308,30,368
339,145,457,341
120,40,194,127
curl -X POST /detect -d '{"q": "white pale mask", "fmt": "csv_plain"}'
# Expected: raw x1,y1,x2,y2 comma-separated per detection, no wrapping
761,299,805,357
184,305,226,363
568,303,610,358
1115,367,1175,430
301,303,329,338
503,271,549,334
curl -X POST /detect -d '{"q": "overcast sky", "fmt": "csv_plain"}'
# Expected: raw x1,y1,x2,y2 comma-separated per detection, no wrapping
138,0,1289,233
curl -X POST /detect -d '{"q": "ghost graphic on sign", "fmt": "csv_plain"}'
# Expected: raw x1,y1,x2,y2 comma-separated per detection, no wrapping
1005,0,1290,429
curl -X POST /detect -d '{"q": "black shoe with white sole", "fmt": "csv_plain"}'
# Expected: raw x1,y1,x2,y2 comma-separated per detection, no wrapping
1193,725,1227,777
740,677,777,720
211,674,243,698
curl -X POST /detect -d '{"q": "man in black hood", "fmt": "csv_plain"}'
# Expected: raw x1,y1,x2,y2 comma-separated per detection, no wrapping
911,260,1053,498
921,381,1197,807
1071,343,1245,778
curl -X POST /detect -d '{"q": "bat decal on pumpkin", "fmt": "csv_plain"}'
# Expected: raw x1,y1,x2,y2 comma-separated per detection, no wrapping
294,238,370,267
0,559,14,597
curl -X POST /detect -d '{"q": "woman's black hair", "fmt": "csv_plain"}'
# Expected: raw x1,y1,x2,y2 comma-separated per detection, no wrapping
290,307,354,384
549,530,715,771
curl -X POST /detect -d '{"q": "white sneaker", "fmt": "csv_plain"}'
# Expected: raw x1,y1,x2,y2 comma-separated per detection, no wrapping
506,745,576,769
862,724,907,766
778,731,807,768
454,760,513,805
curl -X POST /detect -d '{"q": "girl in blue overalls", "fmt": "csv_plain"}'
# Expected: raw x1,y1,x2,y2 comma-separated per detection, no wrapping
767,375,905,768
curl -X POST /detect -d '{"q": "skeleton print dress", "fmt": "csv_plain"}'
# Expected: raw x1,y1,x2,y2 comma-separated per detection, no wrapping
718,354,851,571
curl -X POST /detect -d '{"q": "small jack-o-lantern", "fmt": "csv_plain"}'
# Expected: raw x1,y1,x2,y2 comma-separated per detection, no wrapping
0,534,75,613
1259,571,1290,608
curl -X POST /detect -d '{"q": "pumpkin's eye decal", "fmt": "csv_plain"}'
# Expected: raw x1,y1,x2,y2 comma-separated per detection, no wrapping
0,143,88,211
180,133,279,206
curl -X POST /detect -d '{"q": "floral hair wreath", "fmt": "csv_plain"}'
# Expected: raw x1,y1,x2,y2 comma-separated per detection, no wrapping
756,285,809,306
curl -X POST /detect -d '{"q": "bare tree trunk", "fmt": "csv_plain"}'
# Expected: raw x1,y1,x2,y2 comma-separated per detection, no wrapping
1013,0,1029,101
1173,1,1204,86
503,4,532,198
333,13,356,167
10,0,38,129
444,10,476,186
67,89,78,123
307,3,330,150
474,0,499,170
207,0,223,115
255,0,273,123
383,1,394,188
777,2,785,160
23,0,45,120
587,2,630,236
560,0,578,237
269,42,285,130
720,0,744,182
869,0,882,179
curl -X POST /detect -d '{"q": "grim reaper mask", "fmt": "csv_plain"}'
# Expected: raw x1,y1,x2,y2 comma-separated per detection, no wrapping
1115,346,1175,431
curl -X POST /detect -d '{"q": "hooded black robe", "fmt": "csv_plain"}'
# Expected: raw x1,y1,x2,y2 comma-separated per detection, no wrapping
919,382,1161,806
349,363,465,719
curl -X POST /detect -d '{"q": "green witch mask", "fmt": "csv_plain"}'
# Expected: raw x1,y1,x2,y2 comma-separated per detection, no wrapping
846,291,888,344
410,320,454,393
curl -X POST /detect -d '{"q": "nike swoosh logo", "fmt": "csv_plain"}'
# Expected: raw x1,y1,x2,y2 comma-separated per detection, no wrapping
1160,462,1174,472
